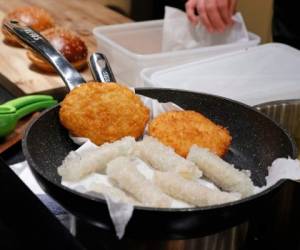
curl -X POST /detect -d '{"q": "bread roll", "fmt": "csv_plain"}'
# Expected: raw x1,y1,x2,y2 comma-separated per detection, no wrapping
2,6,54,46
27,27,88,72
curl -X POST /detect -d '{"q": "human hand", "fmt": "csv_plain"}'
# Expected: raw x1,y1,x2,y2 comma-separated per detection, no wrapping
185,0,237,32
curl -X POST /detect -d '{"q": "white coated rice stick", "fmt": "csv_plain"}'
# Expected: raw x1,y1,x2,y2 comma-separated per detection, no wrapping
133,158,192,208
58,136,136,181
187,145,255,197
154,171,241,206
106,156,173,208
134,136,202,179
88,183,140,205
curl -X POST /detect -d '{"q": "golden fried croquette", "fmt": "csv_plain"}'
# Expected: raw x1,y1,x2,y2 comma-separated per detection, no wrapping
148,111,232,157
59,82,149,145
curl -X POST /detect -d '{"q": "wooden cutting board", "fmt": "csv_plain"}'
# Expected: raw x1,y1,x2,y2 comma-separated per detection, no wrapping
0,0,131,94
0,112,40,154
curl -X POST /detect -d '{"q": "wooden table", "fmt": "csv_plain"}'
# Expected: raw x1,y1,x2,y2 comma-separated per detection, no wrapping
0,0,131,94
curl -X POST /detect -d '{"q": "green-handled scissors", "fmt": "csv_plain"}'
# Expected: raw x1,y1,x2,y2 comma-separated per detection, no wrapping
0,95,57,137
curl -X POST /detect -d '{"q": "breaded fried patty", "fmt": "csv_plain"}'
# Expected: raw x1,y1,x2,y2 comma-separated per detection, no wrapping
148,111,231,157
59,82,149,145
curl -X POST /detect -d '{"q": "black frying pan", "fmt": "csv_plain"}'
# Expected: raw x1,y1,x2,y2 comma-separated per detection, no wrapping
4,21,298,239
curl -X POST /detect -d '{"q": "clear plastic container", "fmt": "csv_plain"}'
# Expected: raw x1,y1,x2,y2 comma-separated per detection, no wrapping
93,20,260,87
141,43,300,106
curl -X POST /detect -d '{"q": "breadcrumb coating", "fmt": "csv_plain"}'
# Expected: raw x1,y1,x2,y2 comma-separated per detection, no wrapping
59,82,149,145
149,110,231,157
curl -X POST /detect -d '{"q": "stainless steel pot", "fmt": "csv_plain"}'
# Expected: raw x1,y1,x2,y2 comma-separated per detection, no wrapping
255,99,300,157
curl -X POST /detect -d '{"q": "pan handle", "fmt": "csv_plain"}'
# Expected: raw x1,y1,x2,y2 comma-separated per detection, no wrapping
89,53,116,82
3,20,86,91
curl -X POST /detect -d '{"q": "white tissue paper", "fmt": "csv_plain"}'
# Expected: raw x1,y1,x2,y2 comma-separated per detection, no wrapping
62,140,300,238
12,95,300,239
65,94,300,238
65,95,184,238
105,195,134,239
255,158,300,193
10,161,44,194
162,6,249,52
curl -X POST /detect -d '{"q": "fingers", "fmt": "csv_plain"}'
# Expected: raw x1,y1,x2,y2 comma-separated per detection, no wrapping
227,0,237,25
207,0,228,32
229,0,238,15
185,0,200,25
197,0,235,32
198,0,214,32
217,0,230,25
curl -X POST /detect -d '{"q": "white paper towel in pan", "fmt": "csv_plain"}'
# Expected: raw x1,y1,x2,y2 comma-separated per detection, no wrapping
64,94,300,239
10,95,300,239
161,6,249,52
64,95,185,238
62,140,300,238
9,155,300,238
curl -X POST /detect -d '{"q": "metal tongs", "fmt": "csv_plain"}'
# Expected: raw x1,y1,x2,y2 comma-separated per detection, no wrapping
0,95,57,137
1,20,117,138
3,20,116,89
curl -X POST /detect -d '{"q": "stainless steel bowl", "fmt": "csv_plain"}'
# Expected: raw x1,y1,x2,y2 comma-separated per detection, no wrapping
255,99,300,156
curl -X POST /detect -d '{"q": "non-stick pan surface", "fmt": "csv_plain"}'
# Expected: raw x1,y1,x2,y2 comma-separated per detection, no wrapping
23,88,297,239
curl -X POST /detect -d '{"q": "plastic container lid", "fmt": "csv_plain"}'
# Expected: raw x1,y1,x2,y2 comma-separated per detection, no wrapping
141,43,300,106
93,20,260,86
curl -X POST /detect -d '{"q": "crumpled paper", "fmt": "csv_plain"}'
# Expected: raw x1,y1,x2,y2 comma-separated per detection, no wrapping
61,145,300,238
8,92,300,239
256,158,300,193
63,93,300,239
65,95,184,238
162,6,249,52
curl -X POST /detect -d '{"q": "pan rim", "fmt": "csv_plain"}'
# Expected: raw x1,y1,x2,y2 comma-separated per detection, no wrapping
22,87,297,213
254,98,300,108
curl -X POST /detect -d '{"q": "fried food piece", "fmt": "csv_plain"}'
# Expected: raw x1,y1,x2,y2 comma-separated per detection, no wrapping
154,171,241,207
89,182,140,205
107,156,173,208
58,136,136,181
134,136,202,179
187,145,254,197
148,110,231,157
59,82,149,145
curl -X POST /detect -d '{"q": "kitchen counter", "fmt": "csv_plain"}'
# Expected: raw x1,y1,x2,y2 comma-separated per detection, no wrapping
0,0,131,94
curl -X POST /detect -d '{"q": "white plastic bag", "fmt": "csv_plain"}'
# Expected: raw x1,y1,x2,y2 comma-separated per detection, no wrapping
162,6,249,52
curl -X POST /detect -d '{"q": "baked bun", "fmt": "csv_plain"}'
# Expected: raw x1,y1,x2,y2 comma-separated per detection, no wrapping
2,6,54,46
27,27,88,72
